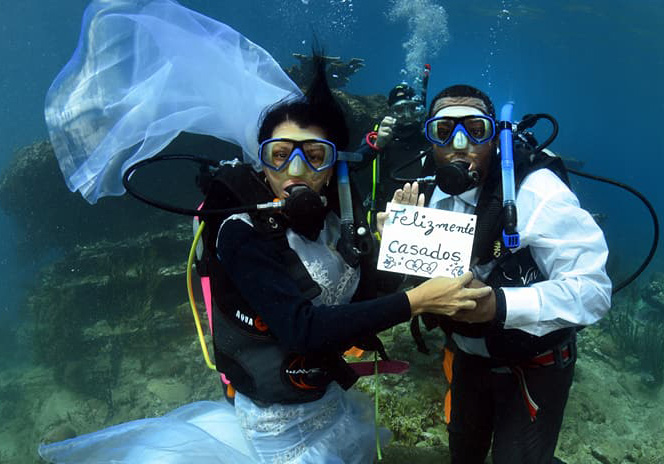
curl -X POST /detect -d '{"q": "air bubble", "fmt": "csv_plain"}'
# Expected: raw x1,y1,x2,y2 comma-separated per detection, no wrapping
388,0,450,82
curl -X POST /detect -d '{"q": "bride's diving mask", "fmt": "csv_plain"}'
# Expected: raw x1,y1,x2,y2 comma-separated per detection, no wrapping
259,138,338,240
259,138,337,174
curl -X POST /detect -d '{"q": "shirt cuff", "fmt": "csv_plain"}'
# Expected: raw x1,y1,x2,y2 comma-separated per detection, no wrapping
501,286,541,329
493,288,506,327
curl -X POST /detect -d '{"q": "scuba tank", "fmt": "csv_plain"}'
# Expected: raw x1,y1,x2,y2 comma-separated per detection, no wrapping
336,160,371,267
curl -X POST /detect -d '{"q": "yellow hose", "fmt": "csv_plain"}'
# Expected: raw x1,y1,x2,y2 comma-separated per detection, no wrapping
187,220,216,370
367,157,379,225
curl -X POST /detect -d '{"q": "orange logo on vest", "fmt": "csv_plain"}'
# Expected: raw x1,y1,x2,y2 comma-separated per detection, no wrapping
254,316,269,332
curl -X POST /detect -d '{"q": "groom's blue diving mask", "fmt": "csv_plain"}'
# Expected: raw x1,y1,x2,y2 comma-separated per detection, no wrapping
424,115,496,146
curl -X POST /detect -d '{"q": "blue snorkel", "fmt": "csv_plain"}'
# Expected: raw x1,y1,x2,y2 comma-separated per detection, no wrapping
499,102,520,248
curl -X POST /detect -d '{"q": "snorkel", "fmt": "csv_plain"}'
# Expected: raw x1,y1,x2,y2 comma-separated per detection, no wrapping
400,63,430,135
499,102,520,248
420,64,431,107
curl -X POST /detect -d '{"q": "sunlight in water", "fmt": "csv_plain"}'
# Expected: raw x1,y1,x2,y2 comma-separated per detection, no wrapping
276,0,356,39
481,0,514,88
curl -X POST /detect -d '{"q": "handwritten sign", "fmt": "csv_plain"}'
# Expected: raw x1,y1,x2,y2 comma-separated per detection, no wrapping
377,203,476,278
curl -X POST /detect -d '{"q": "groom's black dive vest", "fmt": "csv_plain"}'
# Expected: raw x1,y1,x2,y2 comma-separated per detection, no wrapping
196,163,380,404
419,144,578,363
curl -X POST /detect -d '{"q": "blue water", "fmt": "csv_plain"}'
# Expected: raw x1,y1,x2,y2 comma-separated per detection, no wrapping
0,2,662,462
0,1,662,343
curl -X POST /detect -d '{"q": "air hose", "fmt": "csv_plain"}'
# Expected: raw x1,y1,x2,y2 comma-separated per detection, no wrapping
566,167,659,294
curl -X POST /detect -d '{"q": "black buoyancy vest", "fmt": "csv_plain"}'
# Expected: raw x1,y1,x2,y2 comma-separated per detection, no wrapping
422,144,577,362
198,163,376,404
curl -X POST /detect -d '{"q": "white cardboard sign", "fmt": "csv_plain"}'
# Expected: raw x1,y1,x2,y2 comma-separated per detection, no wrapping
377,203,476,278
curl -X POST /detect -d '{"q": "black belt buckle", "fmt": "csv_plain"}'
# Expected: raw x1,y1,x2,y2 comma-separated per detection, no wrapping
553,338,576,369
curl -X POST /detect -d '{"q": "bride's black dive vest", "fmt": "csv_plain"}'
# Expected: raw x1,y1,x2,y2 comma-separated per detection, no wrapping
419,144,578,362
196,163,379,404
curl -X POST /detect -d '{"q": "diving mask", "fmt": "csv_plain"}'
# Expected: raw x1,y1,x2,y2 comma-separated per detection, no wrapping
390,100,425,128
425,115,495,146
259,138,337,172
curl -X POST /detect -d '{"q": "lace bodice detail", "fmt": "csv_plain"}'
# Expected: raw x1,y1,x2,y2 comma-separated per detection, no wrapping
285,214,360,306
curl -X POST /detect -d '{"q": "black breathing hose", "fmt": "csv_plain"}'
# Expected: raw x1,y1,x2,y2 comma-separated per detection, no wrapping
567,167,659,294
121,154,282,217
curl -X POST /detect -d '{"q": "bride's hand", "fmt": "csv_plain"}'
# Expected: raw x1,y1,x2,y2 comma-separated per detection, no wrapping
406,272,493,317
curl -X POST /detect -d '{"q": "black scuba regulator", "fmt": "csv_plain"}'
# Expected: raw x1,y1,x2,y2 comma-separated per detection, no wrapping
434,161,481,196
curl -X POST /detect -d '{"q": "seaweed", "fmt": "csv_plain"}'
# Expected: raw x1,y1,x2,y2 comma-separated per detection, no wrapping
605,302,639,353
605,301,664,386
354,323,449,448
638,322,664,385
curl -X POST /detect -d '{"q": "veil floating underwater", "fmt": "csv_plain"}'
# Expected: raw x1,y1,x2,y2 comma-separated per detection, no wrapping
45,0,303,204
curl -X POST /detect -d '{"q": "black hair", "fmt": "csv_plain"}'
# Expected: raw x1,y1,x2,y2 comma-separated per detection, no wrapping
257,53,350,150
428,84,495,118
388,83,416,106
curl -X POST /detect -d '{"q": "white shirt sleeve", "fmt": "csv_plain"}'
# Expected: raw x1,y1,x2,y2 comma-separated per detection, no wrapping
501,169,612,336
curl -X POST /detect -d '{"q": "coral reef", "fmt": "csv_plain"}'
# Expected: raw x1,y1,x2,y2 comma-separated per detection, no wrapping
2,219,664,462
559,325,664,463
603,292,664,387
643,272,664,313
355,324,448,449
0,141,180,257
28,224,194,372
0,221,221,462
285,53,365,89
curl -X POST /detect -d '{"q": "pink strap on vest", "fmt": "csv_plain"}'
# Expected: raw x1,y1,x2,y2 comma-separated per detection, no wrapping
200,276,213,332
349,360,410,376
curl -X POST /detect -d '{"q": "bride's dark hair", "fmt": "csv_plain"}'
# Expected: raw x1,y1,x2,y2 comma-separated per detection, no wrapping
258,51,349,150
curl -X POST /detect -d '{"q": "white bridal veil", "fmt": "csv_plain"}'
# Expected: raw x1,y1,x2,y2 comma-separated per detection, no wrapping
45,0,303,203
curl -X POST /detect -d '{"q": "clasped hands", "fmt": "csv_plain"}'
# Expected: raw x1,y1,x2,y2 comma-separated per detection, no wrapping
378,182,497,323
